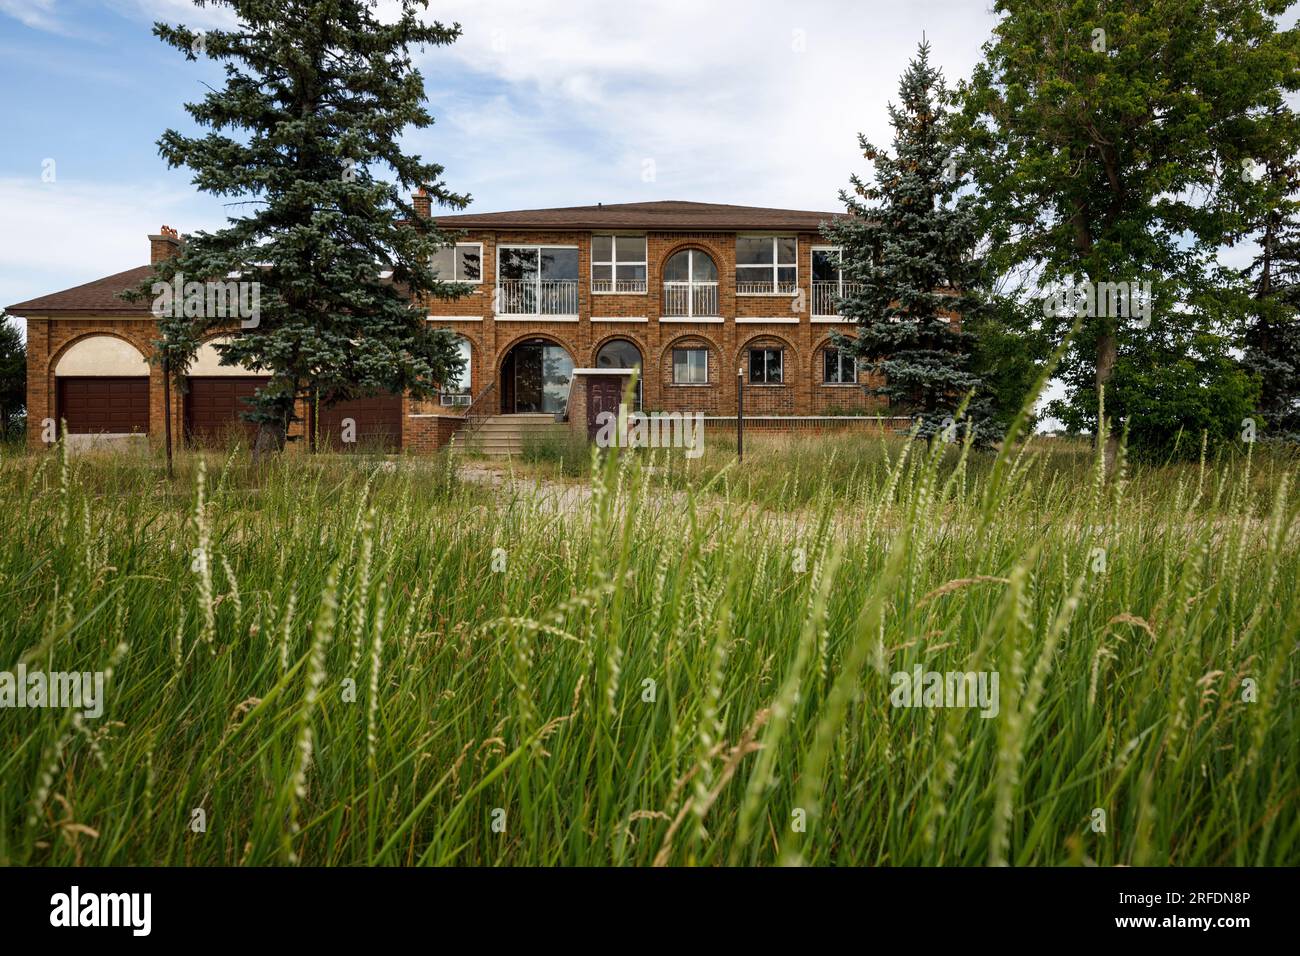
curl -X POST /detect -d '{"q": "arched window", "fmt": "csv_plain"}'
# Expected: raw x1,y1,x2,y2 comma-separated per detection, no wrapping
596,339,644,409
662,249,719,318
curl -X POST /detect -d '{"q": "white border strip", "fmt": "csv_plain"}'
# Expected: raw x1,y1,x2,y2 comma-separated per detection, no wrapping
659,316,724,324
737,316,799,324
494,315,579,322
591,316,648,323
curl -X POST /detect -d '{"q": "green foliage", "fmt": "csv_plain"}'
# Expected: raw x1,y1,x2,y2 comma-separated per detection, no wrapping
0,311,25,442
2,435,1295,865
823,41,995,442
957,0,1300,453
124,0,469,452
1109,333,1261,462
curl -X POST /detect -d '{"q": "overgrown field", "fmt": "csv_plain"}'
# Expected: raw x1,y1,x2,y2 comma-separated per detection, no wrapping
0,433,1296,865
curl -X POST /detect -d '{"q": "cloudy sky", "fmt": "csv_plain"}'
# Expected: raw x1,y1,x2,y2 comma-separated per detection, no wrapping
0,0,999,329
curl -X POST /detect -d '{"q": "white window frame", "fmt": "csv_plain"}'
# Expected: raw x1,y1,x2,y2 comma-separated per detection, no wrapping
736,235,798,296
662,249,720,319
441,337,473,405
432,242,485,284
811,245,849,317
822,345,857,386
671,347,710,385
495,244,581,317
748,347,784,385
591,234,648,294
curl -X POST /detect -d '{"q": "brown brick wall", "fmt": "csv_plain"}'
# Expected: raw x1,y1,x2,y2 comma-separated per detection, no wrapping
27,227,953,453
420,228,921,426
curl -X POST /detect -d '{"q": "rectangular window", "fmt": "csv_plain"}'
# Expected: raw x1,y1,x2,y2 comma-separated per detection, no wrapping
592,235,648,293
431,243,483,282
812,246,852,316
736,237,797,294
823,347,856,384
749,348,783,384
672,348,708,384
497,245,579,315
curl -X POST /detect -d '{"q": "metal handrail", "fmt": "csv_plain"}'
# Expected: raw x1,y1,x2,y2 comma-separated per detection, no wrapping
451,379,497,447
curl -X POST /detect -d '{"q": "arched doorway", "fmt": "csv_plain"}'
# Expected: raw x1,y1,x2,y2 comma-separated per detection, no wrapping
595,338,643,410
500,337,574,414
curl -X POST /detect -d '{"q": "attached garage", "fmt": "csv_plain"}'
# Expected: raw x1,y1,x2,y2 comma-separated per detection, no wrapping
185,377,264,446
57,377,150,434
54,336,151,435
313,392,402,451
183,338,270,446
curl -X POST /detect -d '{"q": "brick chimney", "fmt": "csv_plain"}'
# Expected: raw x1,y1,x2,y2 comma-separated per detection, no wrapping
149,225,183,264
412,187,431,220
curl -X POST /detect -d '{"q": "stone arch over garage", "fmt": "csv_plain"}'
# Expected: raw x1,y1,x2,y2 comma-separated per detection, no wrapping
53,333,150,377
52,333,151,436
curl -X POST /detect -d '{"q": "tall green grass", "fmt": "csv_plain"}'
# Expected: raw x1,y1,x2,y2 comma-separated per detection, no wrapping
0,432,1295,865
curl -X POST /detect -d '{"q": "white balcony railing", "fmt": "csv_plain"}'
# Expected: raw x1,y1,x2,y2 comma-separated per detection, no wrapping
812,280,865,316
662,281,719,318
497,278,579,315
736,280,798,296
592,278,648,294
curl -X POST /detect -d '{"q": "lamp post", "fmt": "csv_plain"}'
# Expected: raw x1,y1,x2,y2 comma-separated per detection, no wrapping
736,364,744,462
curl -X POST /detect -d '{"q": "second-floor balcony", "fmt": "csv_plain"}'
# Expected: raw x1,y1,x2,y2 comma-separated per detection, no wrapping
663,281,720,318
812,280,866,317
736,280,798,296
592,278,648,294
497,278,580,316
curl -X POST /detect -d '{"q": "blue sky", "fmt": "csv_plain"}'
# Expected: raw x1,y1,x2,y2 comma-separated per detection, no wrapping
0,0,1001,326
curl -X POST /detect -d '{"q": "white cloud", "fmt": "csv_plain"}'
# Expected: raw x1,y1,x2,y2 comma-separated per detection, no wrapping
0,177,227,332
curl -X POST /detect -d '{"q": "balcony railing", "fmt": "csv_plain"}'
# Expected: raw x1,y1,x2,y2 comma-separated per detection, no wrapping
736,280,798,296
592,278,648,294
812,280,866,317
662,281,719,318
497,278,579,316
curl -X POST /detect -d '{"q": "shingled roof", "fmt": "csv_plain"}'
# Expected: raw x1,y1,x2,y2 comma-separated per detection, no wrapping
434,200,844,232
6,265,156,316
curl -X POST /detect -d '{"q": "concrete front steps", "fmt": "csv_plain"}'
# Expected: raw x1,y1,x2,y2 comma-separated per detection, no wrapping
451,413,569,457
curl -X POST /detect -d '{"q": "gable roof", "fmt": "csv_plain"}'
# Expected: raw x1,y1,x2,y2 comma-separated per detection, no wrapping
434,200,844,232
6,265,156,316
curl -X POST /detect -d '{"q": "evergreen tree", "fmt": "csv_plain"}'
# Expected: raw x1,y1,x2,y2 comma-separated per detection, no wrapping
823,40,992,443
1239,139,1300,443
0,311,25,442
127,0,469,457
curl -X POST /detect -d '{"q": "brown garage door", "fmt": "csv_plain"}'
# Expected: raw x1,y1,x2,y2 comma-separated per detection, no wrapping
57,377,149,434
314,392,402,451
185,377,267,446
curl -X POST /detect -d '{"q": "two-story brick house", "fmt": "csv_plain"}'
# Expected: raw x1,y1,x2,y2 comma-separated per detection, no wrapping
9,198,894,453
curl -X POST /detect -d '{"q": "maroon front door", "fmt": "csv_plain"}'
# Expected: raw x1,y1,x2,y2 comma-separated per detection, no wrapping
57,377,150,434
587,375,625,440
